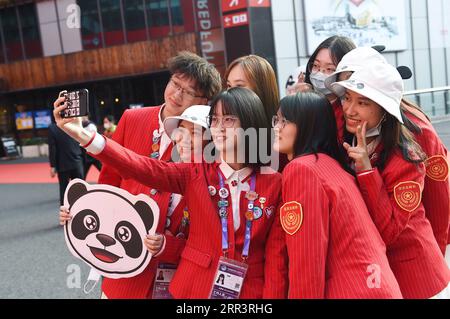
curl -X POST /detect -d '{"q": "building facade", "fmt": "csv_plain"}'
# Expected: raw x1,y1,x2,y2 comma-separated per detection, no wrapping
0,0,275,146
272,0,450,116
0,0,448,149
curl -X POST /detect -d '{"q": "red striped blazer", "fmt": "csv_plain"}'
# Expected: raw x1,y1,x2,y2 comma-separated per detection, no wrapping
97,106,186,299
282,154,402,299
91,138,289,299
333,101,450,254
403,105,450,254
357,147,450,298
331,99,345,145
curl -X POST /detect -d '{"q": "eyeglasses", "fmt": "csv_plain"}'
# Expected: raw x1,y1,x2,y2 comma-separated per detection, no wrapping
272,115,291,129
169,78,204,100
309,63,336,75
206,115,239,128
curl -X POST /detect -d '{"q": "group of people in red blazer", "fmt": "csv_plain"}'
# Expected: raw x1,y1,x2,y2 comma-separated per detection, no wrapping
57,36,450,299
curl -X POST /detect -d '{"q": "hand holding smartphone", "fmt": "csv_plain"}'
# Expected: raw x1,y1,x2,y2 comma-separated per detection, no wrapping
59,89,89,118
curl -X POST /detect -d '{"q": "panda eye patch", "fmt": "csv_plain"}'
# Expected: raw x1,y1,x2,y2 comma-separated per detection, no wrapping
84,215,98,231
114,221,142,259
72,209,100,240
117,226,132,242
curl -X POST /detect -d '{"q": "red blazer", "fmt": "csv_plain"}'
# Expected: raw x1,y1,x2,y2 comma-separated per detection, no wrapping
403,106,450,254
334,101,450,253
282,154,402,299
92,138,289,299
357,147,450,298
97,106,186,299
331,99,345,145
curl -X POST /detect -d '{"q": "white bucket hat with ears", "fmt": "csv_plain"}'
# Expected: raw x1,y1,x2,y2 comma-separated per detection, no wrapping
163,105,211,139
325,47,388,89
287,65,307,85
330,62,405,124
297,65,307,76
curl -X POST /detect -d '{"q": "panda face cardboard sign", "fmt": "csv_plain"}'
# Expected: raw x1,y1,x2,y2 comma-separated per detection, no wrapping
63,179,159,279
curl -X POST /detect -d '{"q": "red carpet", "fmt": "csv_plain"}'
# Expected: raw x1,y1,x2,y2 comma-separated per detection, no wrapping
0,162,99,184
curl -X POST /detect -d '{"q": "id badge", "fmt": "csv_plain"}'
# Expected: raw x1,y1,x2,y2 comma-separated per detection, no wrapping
152,263,177,299
209,256,248,299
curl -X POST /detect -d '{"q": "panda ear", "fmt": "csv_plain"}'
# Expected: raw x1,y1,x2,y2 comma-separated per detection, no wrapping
134,201,154,231
67,182,88,206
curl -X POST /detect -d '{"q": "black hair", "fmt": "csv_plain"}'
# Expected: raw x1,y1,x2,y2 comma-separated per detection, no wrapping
168,51,222,100
209,87,270,168
280,91,354,175
104,115,115,123
305,36,356,85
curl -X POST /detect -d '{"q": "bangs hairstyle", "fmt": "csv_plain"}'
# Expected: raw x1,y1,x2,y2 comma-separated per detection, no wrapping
224,55,280,123
280,92,353,175
209,87,269,168
305,36,356,85
168,51,222,100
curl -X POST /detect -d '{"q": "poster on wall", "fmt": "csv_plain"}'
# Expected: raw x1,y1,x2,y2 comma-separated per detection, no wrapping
304,0,408,54
427,0,450,49
34,110,52,129
15,112,34,130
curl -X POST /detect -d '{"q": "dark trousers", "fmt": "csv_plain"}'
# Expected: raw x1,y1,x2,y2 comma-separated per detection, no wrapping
57,165,84,205
83,154,102,177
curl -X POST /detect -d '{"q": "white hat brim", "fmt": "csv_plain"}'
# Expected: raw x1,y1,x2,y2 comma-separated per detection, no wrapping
163,116,209,139
331,81,404,124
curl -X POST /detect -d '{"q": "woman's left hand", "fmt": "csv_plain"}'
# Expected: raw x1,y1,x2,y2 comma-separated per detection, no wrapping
343,122,373,173
144,234,165,255
52,93,93,145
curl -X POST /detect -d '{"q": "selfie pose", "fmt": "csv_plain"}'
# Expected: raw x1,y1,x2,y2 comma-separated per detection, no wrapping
273,92,402,299
329,63,450,299
57,52,222,299
325,47,450,256
54,87,288,299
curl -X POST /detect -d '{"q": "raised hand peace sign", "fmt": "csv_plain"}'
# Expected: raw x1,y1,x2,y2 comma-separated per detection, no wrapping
343,122,373,173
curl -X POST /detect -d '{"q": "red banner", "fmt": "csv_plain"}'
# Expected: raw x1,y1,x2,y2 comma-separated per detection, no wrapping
194,0,226,68
222,0,247,13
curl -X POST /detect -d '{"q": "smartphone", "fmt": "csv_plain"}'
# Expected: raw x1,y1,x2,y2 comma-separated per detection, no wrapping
59,89,89,118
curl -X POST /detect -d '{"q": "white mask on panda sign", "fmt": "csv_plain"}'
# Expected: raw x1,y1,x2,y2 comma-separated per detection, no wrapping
63,179,159,279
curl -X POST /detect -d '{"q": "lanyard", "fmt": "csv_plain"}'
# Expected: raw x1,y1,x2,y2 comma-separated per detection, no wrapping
217,171,256,260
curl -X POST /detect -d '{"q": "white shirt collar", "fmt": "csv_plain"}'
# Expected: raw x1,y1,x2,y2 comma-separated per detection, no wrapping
219,161,253,182
158,104,166,133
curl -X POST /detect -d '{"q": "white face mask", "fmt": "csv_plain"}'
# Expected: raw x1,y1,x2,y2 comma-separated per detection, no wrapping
104,123,111,130
310,72,333,95
365,114,386,138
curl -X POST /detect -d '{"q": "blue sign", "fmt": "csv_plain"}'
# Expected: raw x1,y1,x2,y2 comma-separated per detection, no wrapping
34,110,52,129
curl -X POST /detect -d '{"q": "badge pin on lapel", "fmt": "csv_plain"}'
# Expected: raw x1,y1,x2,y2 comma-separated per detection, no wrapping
264,206,274,218
259,197,266,209
245,191,258,201
219,188,229,199
253,206,263,220
208,186,217,196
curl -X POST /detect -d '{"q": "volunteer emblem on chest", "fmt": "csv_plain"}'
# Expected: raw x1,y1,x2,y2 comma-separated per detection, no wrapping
394,181,422,212
280,201,303,236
